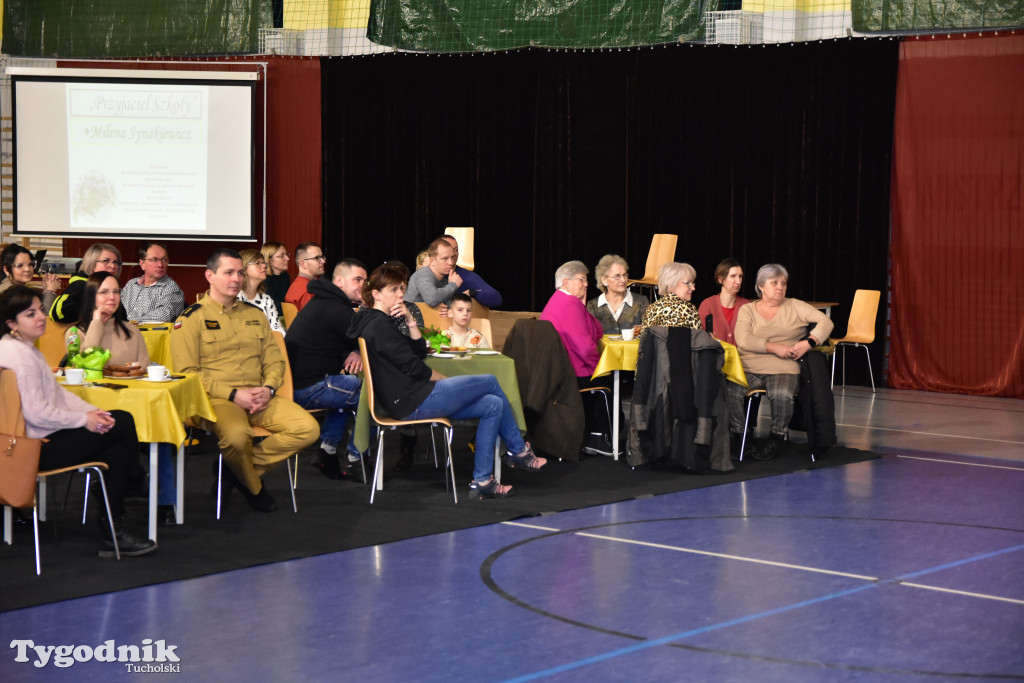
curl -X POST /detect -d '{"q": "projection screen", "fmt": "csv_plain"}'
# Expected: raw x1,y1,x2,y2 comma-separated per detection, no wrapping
10,68,258,241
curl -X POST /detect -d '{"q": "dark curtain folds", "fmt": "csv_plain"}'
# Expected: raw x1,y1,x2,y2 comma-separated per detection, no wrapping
889,34,1024,397
322,40,897,387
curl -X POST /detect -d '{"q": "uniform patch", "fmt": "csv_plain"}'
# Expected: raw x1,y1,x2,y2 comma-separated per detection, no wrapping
173,321,182,329
205,320,221,330
245,319,261,326
180,303,201,318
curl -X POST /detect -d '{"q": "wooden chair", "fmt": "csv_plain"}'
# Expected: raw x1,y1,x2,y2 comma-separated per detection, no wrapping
281,302,298,329
1,369,119,574
830,289,881,392
627,234,678,298
357,338,457,504
37,321,71,367
419,304,447,331
445,227,475,271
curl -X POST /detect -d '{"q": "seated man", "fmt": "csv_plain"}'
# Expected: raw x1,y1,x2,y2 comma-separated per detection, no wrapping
285,258,367,480
121,242,185,322
171,248,319,512
440,234,503,308
284,242,325,311
404,237,463,309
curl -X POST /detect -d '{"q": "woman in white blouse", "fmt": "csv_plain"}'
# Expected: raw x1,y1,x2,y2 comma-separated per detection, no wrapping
237,249,286,334
0,285,155,557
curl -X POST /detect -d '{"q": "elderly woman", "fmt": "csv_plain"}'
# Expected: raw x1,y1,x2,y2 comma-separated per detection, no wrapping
0,243,59,315
586,254,649,336
0,285,155,556
697,258,751,347
261,242,290,317
540,260,604,379
239,249,286,334
732,263,833,460
639,262,702,340
349,262,545,498
51,243,124,323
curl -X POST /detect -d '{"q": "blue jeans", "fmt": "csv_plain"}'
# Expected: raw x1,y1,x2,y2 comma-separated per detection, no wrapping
403,374,525,482
293,374,363,455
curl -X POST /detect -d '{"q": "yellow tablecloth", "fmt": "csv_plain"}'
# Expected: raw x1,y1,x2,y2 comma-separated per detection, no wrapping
137,324,174,367
353,352,526,453
592,334,747,387
59,373,216,446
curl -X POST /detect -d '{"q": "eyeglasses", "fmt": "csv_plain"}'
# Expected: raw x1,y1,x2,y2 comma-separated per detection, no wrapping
12,260,37,270
573,276,588,284
605,273,629,281
301,255,326,263
680,280,695,288
248,260,267,268
141,257,168,264
97,288,121,296
96,258,123,267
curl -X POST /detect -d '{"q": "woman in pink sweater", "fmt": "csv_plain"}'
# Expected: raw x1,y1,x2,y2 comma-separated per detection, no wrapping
0,285,155,558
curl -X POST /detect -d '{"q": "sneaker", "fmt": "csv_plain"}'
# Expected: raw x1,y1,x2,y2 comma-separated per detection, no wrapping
504,442,547,472
468,478,514,500
582,432,613,456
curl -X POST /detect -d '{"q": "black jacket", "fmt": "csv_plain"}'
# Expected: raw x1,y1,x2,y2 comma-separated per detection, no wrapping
286,278,359,391
348,308,433,419
793,349,837,455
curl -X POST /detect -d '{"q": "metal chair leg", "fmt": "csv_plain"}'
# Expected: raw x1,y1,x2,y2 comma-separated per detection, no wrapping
287,455,298,513
739,397,755,463
216,455,224,520
92,467,119,562
862,343,876,392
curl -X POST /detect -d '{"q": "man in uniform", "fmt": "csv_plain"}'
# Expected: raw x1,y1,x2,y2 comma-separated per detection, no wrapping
171,248,319,511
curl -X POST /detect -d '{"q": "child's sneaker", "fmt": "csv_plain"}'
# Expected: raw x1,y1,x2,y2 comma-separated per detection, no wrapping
468,478,514,499
504,442,547,472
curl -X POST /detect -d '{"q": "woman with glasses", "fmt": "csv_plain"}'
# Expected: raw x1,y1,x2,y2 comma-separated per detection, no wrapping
586,254,649,336
0,243,59,314
50,243,124,323
238,249,285,334
639,262,703,342
260,242,291,317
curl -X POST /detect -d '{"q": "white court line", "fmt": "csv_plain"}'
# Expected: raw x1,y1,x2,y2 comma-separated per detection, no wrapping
837,423,1024,446
502,521,563,532
896,455,1024,471
575,532,879,581
898,582,1024,606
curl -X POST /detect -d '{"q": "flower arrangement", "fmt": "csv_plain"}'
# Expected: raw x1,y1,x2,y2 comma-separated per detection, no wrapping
420,326,451,353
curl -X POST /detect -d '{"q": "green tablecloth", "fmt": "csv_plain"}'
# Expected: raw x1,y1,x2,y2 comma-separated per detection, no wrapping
353,353,526,452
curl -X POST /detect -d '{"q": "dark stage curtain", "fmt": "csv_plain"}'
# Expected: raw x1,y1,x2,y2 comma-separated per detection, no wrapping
889,34,1024,398
321,40,898,386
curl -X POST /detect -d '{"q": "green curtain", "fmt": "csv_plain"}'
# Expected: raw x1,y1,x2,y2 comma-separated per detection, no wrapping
368,0,713,51
2,0,273,58
853,0,1024,32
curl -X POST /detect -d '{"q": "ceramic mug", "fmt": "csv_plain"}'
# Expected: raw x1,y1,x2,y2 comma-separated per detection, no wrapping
147,365,170,381
65,368,85,385
620,327,635,341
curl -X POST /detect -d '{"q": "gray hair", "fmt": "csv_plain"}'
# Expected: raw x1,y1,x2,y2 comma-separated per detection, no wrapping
80,243,122,276
554,260,588,289
657,262,696,295
594,254,628,294
754,263,789,297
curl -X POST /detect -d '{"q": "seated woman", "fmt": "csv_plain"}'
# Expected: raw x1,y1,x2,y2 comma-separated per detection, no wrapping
261,242,290,318
238,249,286,334
0,243,59,316
50,243,124,323
0,285,155,556
348,262,545,499
732,263,833,460
586,254,649,336
639,262,702,339
67,272,177,526
697,258,750,347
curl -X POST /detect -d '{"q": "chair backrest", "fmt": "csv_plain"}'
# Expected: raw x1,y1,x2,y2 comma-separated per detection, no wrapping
419,304,446,331
281,302,298,329
842,289,881,344
36,321,71,367
269,330,293,400
0,369,28,437
357,337,390,426
638,234,678,282
445,227,475,271
196,291,206,303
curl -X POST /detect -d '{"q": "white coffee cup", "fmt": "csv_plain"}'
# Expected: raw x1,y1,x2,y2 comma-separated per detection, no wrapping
147,365,170,381
620,327,635,341
65,368,85,385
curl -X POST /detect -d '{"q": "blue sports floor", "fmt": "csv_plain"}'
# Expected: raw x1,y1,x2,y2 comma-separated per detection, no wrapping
2,387,1023,681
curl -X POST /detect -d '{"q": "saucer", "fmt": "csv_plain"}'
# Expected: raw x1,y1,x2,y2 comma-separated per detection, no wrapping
472,350,500,355
140,376,174,383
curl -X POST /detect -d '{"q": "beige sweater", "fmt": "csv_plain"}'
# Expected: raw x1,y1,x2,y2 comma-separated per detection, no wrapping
735,298,833,375
66,318,149,367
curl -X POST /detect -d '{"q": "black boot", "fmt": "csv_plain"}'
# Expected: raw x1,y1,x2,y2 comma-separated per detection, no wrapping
395,433,416,472
310,448,349,480
98,514,157,558
752,432,787,461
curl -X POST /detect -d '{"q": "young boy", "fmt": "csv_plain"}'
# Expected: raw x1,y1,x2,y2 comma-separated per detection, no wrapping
444,292,490,348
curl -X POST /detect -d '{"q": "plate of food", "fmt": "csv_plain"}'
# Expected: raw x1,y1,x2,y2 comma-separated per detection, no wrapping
433,352,456,359
103,363,146,379
472,350,500,355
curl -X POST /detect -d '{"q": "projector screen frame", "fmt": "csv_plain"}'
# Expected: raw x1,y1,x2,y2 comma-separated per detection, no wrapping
9,65,265,243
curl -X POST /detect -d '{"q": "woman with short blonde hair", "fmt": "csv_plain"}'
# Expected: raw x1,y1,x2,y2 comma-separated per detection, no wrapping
586,254,649,335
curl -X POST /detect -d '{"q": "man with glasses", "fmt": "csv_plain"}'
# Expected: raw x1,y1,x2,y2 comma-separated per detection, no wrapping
121,242,185,322
285,242,325,311
50,243,125,323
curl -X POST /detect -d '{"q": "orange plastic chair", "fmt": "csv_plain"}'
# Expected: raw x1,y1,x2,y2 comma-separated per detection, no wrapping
627,234,678,297
830,289,881,392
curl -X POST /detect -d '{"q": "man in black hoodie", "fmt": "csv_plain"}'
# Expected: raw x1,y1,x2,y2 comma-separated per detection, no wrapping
285,258,367,479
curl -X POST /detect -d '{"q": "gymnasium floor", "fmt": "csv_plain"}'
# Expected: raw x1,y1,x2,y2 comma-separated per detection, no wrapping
2,386,1022,682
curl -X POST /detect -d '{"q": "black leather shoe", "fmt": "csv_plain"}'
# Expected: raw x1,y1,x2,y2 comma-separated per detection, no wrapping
752,433,787,461
98,515,157,557
158,505,177,526
311,450,350,480
238,483,278,512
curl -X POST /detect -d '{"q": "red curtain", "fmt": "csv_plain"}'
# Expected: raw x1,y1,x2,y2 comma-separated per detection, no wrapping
889,34,1024,398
